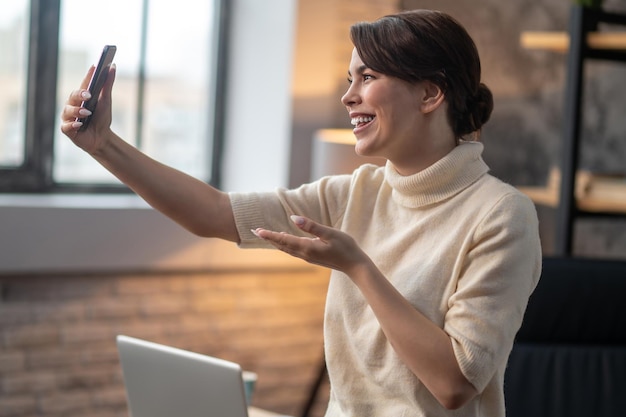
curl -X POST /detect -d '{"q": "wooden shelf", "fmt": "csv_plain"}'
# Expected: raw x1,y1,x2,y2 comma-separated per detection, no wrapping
521,31,626,52
518,168,626,214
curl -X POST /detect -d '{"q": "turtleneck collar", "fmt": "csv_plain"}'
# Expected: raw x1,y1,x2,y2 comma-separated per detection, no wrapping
384,141,489,208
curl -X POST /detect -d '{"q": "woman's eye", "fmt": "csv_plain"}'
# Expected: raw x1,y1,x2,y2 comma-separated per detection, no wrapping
363,74,374,81
347,77,353,84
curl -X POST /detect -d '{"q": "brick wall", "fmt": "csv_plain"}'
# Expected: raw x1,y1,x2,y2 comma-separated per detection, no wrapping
0,261,331,417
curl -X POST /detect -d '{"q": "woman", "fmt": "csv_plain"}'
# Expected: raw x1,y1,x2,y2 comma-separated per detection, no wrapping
61,9,541,417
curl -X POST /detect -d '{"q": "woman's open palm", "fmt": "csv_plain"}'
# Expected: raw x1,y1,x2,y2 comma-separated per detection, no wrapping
253,215,370,275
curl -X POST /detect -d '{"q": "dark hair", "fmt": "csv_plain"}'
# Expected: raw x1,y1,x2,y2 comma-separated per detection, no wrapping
349,9,493,139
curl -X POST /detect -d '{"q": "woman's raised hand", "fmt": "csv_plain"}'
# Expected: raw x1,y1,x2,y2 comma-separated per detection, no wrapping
252,215,371,275
59,64,116,155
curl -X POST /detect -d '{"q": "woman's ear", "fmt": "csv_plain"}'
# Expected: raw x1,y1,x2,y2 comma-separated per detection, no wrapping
419,81,445,114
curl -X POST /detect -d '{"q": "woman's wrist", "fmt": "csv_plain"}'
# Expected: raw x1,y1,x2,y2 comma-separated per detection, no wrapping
89,129,118,159
344,255,379,285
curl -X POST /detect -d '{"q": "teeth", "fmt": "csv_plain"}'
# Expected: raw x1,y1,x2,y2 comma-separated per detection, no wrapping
350,116,374,126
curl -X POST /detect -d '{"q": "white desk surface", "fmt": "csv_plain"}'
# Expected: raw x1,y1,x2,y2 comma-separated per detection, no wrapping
249,407,291,417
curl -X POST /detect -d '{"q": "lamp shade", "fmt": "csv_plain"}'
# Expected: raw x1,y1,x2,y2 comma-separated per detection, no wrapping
310,129,385,180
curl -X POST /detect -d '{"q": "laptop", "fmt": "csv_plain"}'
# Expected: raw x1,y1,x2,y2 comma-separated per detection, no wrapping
116,335,249,417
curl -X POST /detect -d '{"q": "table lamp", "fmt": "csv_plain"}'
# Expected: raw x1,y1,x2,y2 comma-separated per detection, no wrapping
310,129,385,180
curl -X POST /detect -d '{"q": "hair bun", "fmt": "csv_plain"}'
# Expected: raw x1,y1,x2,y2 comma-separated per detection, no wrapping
466,83,494,136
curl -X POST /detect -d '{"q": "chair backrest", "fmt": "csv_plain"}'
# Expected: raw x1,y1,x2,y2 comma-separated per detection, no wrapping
504,256,626,417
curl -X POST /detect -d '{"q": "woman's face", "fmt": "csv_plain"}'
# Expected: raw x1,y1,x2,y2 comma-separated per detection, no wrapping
341,48,450,174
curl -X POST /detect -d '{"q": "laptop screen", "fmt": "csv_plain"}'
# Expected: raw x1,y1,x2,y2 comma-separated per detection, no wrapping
116,335,249,417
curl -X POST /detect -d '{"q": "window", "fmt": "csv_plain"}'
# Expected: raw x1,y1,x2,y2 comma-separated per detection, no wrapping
0,1,28,170
0,0,228,191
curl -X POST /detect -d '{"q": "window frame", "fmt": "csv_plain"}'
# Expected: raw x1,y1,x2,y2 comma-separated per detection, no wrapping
0,0,229,193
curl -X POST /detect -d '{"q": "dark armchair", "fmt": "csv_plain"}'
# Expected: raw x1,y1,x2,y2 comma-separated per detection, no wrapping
504,256,626,417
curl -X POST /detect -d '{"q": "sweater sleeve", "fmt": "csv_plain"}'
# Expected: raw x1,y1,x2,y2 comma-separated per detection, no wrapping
229,174,353,248
444,191,542,393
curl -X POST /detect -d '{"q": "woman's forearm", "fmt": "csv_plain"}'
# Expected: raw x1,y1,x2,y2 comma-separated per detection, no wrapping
92,131,239,241
347,260,478,409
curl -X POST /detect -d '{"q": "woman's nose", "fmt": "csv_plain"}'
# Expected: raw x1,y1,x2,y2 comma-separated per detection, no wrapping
341,84,360,107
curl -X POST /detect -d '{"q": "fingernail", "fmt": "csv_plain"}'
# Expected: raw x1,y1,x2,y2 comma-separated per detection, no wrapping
78,108,92,116
72,121,83,129
81,91,91,100
251,228,261,238
290,215,305,225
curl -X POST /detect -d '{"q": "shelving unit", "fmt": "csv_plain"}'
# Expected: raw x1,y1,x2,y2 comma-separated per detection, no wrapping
522,6,626,256
557,6,626,256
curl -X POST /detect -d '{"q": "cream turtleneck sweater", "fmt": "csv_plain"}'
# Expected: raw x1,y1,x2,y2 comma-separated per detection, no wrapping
230,141,541,417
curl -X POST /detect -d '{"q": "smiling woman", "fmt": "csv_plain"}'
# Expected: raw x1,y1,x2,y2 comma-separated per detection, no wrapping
54,8,540,417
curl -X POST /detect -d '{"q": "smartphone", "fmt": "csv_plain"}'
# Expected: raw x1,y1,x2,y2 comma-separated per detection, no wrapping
77,45,117,131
